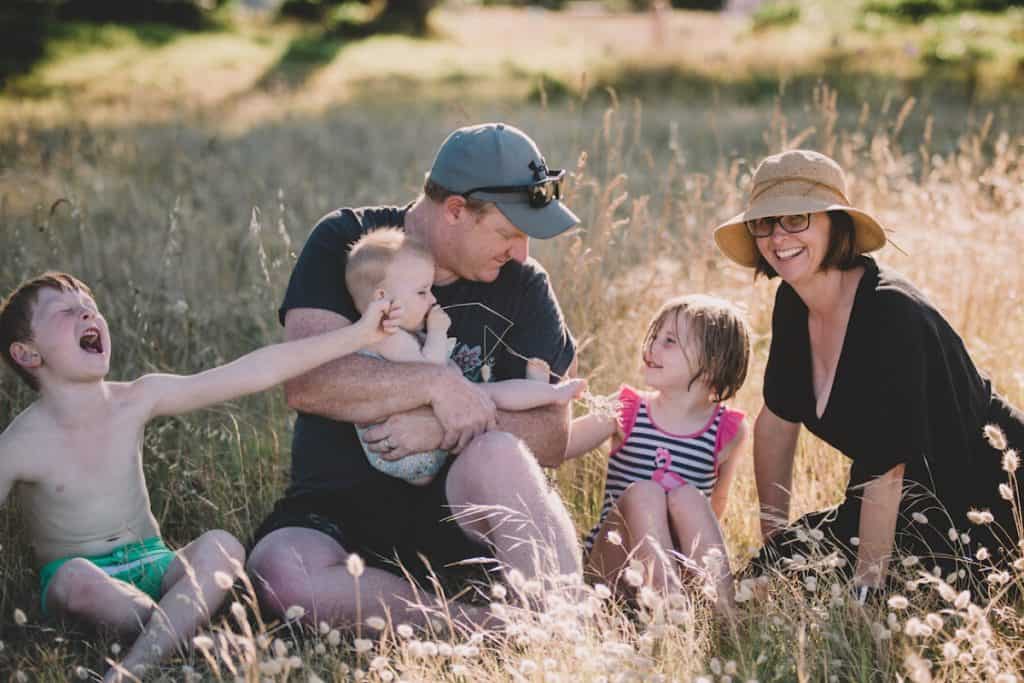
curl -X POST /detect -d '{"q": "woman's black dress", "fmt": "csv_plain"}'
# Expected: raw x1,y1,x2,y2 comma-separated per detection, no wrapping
753,255,1024,578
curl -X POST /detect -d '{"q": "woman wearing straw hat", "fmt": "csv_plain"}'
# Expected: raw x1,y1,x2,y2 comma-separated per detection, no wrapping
714,149,1023,597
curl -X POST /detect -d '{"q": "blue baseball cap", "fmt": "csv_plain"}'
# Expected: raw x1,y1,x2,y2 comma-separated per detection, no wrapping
427,122,579,239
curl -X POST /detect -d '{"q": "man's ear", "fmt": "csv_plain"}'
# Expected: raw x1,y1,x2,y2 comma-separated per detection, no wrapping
9,341,41,370
441,194,468,225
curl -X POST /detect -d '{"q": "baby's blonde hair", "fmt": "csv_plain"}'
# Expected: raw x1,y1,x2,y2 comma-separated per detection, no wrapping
345,227,433,311
641,294,750,402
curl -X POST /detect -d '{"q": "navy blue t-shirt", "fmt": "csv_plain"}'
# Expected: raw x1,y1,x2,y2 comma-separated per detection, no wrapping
279,205,576,496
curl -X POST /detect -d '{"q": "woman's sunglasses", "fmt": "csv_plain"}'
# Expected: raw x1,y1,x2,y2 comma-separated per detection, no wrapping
745,213,810,238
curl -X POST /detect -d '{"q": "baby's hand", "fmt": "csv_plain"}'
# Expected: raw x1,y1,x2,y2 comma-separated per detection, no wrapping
426,304,451,334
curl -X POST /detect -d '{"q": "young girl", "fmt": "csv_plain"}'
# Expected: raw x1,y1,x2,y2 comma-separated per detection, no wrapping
565,294,750,611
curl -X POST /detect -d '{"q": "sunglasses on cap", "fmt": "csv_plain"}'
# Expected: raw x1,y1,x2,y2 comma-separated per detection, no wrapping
463,161,566,209
745,213,810,238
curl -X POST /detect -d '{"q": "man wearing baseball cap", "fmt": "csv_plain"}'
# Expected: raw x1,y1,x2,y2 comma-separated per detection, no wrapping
248,123,582,628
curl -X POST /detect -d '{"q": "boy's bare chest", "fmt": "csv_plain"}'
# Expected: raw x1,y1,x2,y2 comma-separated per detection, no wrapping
26,417,145,497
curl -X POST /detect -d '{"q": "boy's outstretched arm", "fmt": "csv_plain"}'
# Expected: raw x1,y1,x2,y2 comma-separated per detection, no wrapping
138,298,400,418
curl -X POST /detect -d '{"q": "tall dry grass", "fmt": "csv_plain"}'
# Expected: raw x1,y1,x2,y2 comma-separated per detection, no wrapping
0,86,1022,680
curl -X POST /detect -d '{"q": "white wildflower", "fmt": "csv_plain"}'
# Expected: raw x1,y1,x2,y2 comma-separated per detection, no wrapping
285,605,306,621
192,635,214,650
213,571,234,590
904,617,933,637
594,583,612,600
987,570,1011,585
624,567,644,588
365,616,386,631
887,595,909,609
954,590,971,609
353,638,374,654
346,553,365,578
976,547,990,561
13,609,26,625
984,425,1008,451
491,584,507,600
1003,450,1020,473
937,582,957,602
327,629,341,647
231,602,246,623
396,624,414,639
607,530,623,546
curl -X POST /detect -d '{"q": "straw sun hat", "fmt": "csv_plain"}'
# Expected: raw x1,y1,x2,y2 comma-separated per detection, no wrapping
713,149,887,268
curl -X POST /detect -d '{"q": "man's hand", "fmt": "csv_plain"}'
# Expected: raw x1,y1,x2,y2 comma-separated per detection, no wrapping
430,367,497,452
426,304,451,335
362,409,445,460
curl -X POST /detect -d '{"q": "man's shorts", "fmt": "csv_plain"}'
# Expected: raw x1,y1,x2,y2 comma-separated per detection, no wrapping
39,536,176,615
252,459,496,586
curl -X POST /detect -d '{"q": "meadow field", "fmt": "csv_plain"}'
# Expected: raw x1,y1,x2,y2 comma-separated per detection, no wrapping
1,4,1024,681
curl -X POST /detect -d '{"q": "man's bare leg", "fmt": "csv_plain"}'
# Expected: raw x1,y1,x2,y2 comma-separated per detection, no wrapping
109,530,246,682
445,431,582,582
247,527,490,630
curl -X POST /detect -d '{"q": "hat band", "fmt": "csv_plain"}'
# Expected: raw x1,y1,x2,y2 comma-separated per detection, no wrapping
749,176,850,206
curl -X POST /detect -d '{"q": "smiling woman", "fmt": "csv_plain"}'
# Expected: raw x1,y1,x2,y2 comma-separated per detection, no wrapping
714,149,1024,593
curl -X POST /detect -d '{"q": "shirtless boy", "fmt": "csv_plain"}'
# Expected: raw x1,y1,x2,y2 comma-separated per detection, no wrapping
345,228,586,485
0,272,399,681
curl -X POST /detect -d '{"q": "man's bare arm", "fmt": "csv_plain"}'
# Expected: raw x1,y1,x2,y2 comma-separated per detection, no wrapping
284,308,495,448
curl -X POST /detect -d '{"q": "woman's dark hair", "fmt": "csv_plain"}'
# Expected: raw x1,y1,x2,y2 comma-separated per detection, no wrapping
754,210,859,279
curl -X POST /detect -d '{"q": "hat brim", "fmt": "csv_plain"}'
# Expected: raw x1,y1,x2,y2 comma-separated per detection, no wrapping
493,198,579,239
713,196,887,268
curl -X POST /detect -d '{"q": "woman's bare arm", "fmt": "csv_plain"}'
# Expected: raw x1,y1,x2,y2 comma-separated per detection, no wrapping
753,405,801,540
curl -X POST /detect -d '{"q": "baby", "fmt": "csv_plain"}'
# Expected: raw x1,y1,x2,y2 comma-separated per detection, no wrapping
345,227,585,485
0,272,399,681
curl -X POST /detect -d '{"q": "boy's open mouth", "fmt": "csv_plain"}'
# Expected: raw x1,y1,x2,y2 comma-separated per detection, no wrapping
79,328,104,354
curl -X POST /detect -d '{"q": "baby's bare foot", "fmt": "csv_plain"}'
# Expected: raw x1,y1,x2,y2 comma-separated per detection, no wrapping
526,358,551,382
554,378,587,402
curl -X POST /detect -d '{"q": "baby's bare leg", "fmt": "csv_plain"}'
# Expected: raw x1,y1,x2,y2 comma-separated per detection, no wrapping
482,378,585,411
110,530,245,682
47,558,157,641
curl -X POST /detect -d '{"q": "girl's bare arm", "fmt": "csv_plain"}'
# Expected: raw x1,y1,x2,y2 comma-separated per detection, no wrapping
710,418,748,519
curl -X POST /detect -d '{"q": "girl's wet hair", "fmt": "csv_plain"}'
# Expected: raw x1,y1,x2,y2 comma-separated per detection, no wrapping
641,294,751,402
